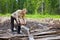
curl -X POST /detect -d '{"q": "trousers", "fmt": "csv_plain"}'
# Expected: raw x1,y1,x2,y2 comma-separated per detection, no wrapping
11,16,21,34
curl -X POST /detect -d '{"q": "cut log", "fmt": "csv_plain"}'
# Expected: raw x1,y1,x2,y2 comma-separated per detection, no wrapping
32,30,60,36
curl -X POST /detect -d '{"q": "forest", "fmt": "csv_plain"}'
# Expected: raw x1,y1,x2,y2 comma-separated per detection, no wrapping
0,0,60,15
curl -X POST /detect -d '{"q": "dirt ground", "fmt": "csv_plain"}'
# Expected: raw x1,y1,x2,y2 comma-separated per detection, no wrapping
0,17,60,30
0,17,60,40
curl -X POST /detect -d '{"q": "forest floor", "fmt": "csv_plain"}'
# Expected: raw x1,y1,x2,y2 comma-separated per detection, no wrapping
0,17,60,40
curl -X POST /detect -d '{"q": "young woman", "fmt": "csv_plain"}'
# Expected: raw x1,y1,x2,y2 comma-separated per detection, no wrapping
11,9,27,34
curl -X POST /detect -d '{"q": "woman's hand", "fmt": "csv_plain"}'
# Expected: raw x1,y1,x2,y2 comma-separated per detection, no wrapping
20,19,26,25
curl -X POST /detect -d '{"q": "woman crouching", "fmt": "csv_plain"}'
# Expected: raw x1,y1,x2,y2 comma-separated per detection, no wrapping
11,9,27,34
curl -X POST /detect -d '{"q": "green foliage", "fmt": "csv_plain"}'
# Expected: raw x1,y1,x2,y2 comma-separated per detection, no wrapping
45,0,60,15
0,0,60,15
0,13,60,19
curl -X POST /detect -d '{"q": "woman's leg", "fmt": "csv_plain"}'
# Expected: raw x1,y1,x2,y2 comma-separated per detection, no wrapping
11,16,14,32
17,23,21,34
14,18,21,34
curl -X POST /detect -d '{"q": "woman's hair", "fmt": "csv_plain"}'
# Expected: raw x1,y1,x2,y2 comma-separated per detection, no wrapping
22,8,27,14
17,8,27,18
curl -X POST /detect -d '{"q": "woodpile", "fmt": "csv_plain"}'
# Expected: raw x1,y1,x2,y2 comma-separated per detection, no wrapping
0,17,60,40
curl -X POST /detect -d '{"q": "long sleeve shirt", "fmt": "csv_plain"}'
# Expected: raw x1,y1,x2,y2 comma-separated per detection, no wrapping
11,10,26,25
12,10,22,20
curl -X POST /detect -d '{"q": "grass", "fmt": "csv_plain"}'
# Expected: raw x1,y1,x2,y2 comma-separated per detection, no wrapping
26,14,60,19
0,13,60,19
0,13,11,17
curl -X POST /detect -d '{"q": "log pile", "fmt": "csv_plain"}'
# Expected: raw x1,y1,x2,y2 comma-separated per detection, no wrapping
0,17,60,40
